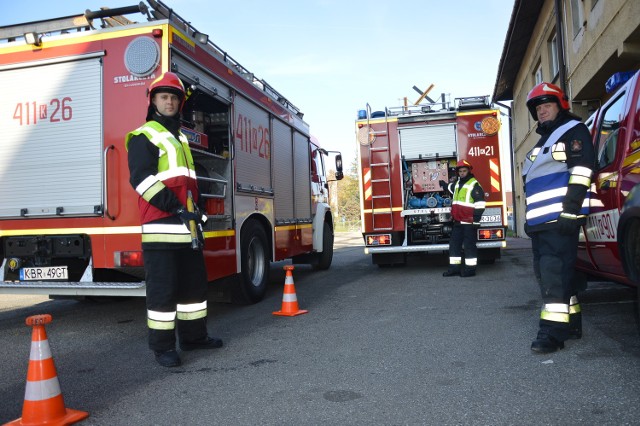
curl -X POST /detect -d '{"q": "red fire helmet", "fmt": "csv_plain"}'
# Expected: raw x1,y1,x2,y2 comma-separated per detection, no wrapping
456,159,473,170
147,72,186,110
526,82,570,120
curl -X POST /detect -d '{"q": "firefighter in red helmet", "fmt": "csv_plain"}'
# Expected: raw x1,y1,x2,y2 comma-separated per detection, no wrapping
125,72,222,367
523,82,595,354
440,159,486,277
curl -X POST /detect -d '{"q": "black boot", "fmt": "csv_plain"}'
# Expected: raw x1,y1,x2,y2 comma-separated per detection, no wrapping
443,267,460,277
460,267,476,277
154,349,181,367
531,331,564,354
181,335,224,351
569,312,582,340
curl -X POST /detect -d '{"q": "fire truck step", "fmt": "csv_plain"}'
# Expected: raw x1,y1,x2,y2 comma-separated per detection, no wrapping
0,281,146,297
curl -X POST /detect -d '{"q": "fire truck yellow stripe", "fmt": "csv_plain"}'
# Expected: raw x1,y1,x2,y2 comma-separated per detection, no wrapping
362,207,403,213
456,109,497,116
622,149,640,168
275,224,313,231
0,227,235,238
204,230,235,238
0,24,166,55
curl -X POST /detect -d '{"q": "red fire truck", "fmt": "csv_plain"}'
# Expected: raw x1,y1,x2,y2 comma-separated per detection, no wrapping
0,0,343,303
575,70,640,294
355,95,507,266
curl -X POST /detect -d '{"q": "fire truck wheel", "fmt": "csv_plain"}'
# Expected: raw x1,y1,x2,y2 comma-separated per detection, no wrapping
622,219,640,332
235,220,270,304
313,224,334,270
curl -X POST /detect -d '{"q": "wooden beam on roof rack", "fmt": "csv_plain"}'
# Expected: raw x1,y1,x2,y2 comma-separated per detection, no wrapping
413,83,435,105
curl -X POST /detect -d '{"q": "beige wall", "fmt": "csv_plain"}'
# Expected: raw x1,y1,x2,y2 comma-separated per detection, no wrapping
510,0,640,237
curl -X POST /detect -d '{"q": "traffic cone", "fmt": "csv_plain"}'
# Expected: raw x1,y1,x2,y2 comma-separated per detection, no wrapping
5,314,89,426
273,265,308,317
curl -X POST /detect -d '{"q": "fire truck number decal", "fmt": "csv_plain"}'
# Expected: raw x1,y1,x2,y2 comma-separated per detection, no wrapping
12,98,73,126
585,209,619,242
468,145,494,157
235,113,270,159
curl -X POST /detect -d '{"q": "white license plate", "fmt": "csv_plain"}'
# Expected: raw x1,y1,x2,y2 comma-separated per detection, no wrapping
481,215,501,223
20,266,68,281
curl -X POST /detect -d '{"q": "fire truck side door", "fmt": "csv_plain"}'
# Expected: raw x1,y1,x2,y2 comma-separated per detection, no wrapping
586,91,628,275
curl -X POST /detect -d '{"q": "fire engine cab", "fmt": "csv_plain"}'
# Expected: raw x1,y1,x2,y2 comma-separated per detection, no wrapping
0,0,343,303
575,70,640,295
355,94,507,266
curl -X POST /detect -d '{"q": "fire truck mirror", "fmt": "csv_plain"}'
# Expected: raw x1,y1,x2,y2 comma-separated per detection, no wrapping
335,154,344,180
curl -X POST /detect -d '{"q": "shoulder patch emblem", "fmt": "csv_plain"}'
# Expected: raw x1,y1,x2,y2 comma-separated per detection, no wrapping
570,140,583,152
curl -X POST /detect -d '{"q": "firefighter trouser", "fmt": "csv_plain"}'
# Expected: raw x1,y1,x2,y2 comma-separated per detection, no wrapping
448,222,478,271
531,228,582,341
143,247,209,352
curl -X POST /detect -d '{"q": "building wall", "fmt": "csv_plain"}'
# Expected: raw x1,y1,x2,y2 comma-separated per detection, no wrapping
510,0,640,236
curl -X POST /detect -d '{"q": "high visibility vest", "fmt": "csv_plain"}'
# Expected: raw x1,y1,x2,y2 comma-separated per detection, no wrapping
451,177,484,223
523,120,590,226
125,121,198,244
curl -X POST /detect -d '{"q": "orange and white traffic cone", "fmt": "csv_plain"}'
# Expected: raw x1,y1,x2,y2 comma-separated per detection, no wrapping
5,314,89,426
273,265,308,317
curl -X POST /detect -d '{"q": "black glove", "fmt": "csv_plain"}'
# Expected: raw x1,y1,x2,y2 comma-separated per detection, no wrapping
176,206,200,225
439,180,447,189
557,212,579,235
176,207,205,249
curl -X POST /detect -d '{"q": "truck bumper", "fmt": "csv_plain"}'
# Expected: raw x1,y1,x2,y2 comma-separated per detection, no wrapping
0,257,146,297
0,281,146,297
364,240,506,254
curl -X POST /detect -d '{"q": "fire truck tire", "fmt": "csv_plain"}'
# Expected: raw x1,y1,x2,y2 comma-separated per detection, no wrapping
621,219,640,283
235,220,270,304
312,224,334,270
620,218,640,332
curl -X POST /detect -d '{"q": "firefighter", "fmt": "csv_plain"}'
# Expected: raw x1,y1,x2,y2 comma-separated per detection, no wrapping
523,82,595,354
441,160,486,277
125,72,222,367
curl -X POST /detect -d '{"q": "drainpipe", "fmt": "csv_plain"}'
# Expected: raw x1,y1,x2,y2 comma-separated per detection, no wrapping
555,0,568,93
495,101,518,237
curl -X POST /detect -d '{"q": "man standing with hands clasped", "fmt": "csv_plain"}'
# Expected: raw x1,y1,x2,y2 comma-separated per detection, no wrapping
126,72,223,368
441,160,486,278
523,82,594,354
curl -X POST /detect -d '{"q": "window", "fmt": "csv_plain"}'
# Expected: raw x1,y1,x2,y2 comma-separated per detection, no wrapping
548,33,559,80
534,62,543,85
596,94,625,170
570,0,584,38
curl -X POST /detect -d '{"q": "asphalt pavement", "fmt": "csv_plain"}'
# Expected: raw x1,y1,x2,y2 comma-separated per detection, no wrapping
1,232,638,425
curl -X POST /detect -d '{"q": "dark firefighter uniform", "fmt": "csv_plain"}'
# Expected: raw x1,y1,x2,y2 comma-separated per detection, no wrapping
126,72,221,367
442,160,486,277
523,82,595,354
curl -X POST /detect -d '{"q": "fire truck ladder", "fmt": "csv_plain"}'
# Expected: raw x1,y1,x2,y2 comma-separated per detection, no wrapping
366,104,394,231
